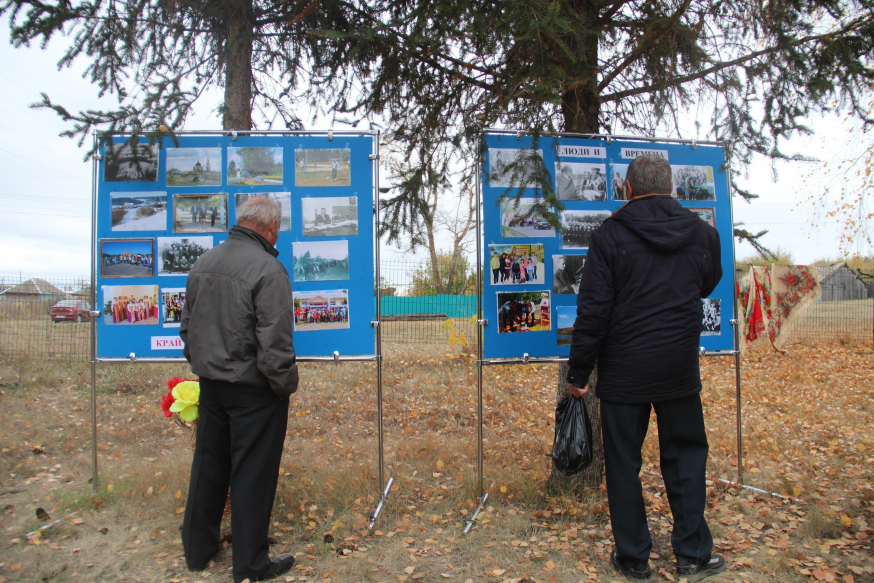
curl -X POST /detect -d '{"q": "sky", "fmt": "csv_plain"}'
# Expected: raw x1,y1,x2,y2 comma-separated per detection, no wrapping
0,38,869,279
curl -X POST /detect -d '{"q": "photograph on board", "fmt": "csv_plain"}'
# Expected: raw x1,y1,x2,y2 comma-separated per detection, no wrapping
104,143,159,182
301,196,359,237
488,244,545,286
294,148,351,187
110,192,167,231
161,288,186,328
672,165,716,201
556,306,576,346
227,147,283,185
293,289,350,331
555,162,607,201
488,148,544,188
689,207,716,229
157,236,213,276
100,238,154,278
610,164,630,201
499,198,555,237
235,192,291,231
701,298,721,336
561,210,611,249
102,284,159,325
292,241,350,282
497,290,551,333
173,194,228,233
166,148,222,186
553,254,586,294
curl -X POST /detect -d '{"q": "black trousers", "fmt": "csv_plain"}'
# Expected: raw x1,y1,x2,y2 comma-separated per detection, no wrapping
182,378,289,583
600,393,713,563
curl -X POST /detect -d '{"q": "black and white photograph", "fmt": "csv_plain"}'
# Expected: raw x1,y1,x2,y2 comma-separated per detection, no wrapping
161,288,186,328
496,290,551,333
294,148,351,187
173,194,228,233
488,244,546,286
166,148,222,186
689,207,716,228
100,239,155,278
293,289,350,331
235,192,291,231
110,192,167,231
102,285,160,325
499,198,555,237
157,236,213,276
301,196,358,237
555,162,607,201
556,306,576,346
672,165,716,200
292,241,350,282
610,164,630,201
561,210,610,249
553,254,586,294
104,143,159,182
701,298,721,336
488,148,544,188
227,147,283,185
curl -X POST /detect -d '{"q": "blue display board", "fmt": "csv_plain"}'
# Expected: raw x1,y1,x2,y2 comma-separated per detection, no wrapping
481,133,735,359
95,133,376,359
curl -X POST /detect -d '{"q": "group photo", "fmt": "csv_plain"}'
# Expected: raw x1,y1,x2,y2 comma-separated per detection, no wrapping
157,236,213,275
173,194,228,233
673,165,716,200
498,198,555,237
496,290,551,333
292,241,350,282
235,192,291,231
701,298,722,336
294,148,351,187
555,162,608,201
301,196,359,237
110,191,167,231
101,285,160,325
227,146,284,185
99,238,155,277
292,289,350,331
161,288,186,328
560,210,611,249
552,254,586,295
488,244,545,286
166,148,222,186
103,143,159,182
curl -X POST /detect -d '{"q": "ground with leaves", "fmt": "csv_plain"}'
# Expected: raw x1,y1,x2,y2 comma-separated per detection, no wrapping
0,340,872,583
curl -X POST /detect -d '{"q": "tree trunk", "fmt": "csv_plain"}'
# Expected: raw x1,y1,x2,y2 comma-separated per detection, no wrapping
222,1,254,131
548,5,605,492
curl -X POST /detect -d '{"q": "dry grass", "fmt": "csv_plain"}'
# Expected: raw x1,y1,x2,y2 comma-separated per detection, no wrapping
0,340,872,583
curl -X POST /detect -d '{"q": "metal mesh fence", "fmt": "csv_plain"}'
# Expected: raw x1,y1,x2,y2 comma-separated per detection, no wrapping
1,267,870,361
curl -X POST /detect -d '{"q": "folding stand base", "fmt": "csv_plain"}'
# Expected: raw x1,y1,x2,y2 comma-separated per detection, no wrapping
368,476,394,530
463,483,493,534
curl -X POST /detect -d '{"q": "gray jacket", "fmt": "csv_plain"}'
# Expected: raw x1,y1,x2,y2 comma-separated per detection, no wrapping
180,226,299,399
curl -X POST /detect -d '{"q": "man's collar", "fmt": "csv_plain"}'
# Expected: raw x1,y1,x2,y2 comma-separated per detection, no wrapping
229,225,279,257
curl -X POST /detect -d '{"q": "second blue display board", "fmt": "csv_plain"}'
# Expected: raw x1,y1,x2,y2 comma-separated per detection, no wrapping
95,132,376,359
481,133,735,359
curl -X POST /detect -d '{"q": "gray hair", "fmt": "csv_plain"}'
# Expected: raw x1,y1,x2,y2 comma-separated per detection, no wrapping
626,155,673,197
237,197,280,230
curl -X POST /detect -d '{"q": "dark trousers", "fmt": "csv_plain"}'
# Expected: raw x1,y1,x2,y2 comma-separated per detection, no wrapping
182,378,289,583
600,393,713,563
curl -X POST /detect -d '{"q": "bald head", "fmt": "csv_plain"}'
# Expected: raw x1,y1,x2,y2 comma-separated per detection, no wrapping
237,197,280,245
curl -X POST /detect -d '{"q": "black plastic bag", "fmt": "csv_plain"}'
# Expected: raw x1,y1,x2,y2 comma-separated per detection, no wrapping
552,395,593,475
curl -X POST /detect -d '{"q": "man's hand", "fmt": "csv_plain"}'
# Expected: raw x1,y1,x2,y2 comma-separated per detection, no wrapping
568,383,589,398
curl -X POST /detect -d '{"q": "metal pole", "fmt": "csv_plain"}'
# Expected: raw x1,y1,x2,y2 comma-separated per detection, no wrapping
475,144,485,501
89,134,100,496
724,143,744,484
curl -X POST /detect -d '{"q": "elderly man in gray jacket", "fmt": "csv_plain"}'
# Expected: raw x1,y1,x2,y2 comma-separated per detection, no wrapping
180,197,298,583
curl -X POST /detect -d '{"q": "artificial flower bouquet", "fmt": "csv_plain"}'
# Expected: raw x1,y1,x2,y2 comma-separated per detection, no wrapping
160,376,200,427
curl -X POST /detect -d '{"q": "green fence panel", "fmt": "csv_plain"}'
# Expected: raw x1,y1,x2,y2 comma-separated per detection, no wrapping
379,294,477,318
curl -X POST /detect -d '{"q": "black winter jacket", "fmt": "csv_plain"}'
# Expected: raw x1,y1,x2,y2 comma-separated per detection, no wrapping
566,195,722,403
180,226,299,399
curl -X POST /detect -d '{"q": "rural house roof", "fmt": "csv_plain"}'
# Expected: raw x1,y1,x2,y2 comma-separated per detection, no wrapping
816,263,866,284
0,278,65,296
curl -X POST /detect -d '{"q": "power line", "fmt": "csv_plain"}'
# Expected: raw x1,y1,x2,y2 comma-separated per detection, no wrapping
0,209,90,218
0,122,88,168
0,145,89,182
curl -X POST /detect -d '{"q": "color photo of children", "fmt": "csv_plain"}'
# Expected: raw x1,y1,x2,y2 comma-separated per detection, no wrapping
102,285,160,325
488,244,546,286
496,290,551,333
292,289,350,331
161,288,186,328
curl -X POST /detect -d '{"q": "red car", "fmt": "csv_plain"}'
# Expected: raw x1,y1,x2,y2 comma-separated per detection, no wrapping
50,300,92,323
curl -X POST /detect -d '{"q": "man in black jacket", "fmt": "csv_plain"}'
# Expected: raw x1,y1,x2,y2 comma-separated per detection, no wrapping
566,155,724,583
180,197,298,582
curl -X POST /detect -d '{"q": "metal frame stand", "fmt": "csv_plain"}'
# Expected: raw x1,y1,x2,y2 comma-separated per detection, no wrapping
88,130,392,526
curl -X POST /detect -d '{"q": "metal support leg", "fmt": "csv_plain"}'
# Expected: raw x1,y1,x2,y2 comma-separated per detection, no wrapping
463,482,493,534
734,342,743,484
90,359,98,495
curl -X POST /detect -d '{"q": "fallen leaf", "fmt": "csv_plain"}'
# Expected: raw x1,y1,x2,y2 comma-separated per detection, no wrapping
10,564,22,572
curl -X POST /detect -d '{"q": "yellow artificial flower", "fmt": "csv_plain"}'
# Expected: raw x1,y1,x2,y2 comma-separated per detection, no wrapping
169,380,200,422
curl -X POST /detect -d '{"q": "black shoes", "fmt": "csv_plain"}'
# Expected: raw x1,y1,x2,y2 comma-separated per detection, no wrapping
676,554,726,581
610,549,652,583
255,555,295,581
